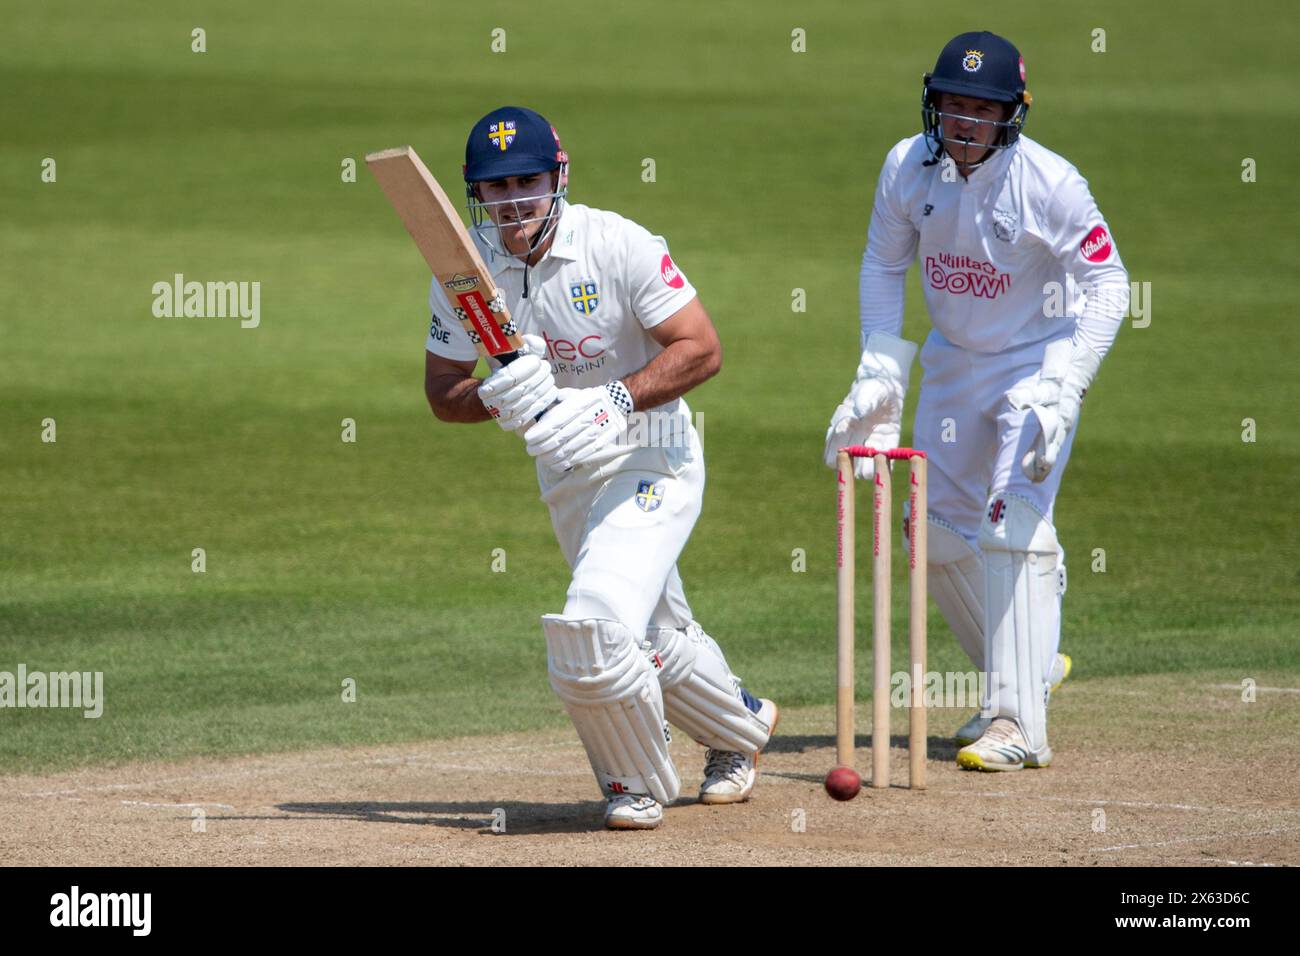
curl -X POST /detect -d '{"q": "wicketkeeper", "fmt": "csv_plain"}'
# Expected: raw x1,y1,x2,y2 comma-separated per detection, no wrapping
423,106,778,827
825,33,1129,770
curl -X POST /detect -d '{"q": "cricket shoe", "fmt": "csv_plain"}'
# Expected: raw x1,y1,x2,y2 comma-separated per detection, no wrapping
956,717,1052,772
698,698,780,805
1049,652,1073,693
604,794,664,830
953,653,1073,746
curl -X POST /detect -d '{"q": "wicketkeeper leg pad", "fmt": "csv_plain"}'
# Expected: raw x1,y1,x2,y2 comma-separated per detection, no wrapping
979,493,1065,757
643,622,773,754
927,515,986,670
543,615,681,804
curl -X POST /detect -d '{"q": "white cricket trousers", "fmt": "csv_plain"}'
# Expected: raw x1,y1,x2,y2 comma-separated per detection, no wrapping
538,400,702,636
907,330,1079,541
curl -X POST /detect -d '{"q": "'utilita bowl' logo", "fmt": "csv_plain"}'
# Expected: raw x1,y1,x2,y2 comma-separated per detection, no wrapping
1080,225,1113,263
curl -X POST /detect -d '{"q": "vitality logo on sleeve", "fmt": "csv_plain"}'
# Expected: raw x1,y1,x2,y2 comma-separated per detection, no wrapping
660,254,685,289
1080,225,1113,263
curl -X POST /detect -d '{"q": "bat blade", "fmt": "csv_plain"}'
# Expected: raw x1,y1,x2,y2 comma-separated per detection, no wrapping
365,146,523,361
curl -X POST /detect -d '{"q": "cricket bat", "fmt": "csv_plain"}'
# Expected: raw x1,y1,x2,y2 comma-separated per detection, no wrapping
365,145,526,364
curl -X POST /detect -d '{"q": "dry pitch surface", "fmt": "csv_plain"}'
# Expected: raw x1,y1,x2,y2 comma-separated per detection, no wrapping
3,673,1297,867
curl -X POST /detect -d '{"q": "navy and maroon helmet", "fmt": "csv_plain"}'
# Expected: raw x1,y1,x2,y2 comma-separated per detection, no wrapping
462,106,569,259
921,31,1032,166
463,105,567,183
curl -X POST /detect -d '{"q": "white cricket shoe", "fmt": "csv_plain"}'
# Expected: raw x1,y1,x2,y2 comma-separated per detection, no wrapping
604,794,664,830
956,717,1052,772
953,711,991,748
698,698,779,805
952,653,1072,746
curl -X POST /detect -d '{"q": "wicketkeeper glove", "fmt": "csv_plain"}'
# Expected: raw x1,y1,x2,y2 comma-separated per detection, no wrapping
823,331,918,480
1009,338,1102,483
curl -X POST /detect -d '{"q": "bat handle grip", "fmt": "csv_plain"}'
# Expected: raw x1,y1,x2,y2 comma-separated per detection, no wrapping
536,396,562,424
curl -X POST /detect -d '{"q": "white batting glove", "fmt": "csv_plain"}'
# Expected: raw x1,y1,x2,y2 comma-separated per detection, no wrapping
477,334,557,434
524,381,633,471
1010,338,1102,483
823,331,917,480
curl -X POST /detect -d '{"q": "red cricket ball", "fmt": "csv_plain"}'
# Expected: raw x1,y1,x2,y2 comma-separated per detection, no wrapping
824,766,861,801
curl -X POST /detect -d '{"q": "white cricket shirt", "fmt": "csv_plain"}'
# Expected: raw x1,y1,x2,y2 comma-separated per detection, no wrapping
859,134,1129,356
425,202,698,389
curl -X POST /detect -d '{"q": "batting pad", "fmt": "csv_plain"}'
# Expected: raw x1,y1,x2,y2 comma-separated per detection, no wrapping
926,516,986,671
979,493,1063,757
644,623,772,753
543,615,681,804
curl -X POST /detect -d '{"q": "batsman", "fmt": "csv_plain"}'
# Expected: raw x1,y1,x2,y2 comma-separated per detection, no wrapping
422,107,777,828
825,33,1129,770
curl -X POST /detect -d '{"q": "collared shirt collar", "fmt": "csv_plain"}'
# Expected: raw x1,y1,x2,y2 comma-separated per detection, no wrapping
960,139,1017,185
479,201,581,274
544,202,581,262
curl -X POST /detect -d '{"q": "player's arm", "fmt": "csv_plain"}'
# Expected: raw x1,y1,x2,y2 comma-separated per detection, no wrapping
859,142,921,347
621,297,721,410
522,297,719,471
523,232,718,471
824,143,922,477
421,270,558,429
1013,171,1130,482
1042,170,1129,358
425,342,558,430
423,281,493,423
424,351,491,423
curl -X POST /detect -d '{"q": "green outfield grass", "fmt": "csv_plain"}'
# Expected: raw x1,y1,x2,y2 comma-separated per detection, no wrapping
2,0,1297,772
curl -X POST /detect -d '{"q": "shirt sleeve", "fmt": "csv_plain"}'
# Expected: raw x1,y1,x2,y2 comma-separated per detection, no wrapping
424,276,481,361
1041,169,1129,358
859,143,920,349
624,224,698,329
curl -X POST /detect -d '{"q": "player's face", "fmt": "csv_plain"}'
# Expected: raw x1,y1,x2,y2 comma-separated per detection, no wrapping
937,93,1009,168
477,172,557,255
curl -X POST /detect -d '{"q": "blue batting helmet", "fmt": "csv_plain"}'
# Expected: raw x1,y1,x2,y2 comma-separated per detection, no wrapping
463,106,567,182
